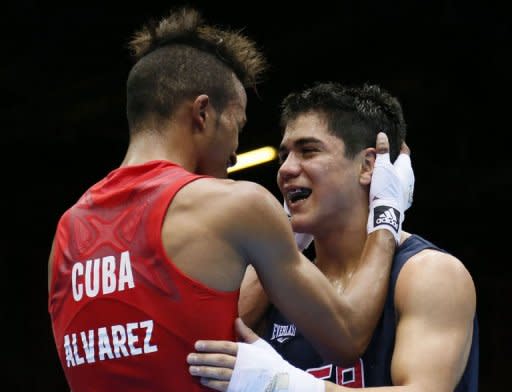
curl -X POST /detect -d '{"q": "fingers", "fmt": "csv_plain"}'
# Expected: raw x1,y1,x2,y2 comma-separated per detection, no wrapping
189,362,233,380
393,153,414,212
375,132,390,154
194,340,238,355
187,352,236,369
399,141,411,156
189,360,232,391
235,317,259,343
377,132,411,157
199,378,230,392
188,342,237,391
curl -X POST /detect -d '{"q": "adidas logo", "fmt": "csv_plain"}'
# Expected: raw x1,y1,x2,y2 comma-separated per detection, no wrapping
374,206,400,232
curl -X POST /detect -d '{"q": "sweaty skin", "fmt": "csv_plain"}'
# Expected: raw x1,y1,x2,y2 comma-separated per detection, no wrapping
186,132,475,392
189,244,476,392
49,95,398,367
48,11,408,392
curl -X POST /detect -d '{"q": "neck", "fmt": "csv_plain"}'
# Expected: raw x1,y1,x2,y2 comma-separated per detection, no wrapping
313,203,368,280
121,126,196,173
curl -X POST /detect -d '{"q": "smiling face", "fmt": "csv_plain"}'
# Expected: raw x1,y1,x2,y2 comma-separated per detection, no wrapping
277,111,368,235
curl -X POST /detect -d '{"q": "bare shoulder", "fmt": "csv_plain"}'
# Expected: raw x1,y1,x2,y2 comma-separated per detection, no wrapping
399,247,474,289
174,178,279,217
161,178,284,290
395,244,476,316
169,177,285,241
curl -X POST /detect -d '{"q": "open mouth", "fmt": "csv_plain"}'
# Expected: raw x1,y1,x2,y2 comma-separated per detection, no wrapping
287,187,312,205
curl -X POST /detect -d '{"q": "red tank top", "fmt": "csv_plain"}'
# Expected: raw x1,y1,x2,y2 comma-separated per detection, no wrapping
48,160,239,391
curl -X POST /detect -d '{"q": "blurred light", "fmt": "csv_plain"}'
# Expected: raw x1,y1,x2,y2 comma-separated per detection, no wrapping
228,146,278,173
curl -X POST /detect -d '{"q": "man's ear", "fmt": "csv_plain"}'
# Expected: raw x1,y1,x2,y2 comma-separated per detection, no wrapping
192,94,209,131
360,147,376,185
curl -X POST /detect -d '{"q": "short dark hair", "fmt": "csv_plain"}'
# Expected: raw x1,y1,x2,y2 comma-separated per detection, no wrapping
126,7,267,132
280,82,407,161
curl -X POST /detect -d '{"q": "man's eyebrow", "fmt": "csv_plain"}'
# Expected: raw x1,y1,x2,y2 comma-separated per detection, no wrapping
279,137,323,152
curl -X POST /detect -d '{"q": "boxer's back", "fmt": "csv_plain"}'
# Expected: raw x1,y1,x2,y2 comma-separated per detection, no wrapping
48,160,239,392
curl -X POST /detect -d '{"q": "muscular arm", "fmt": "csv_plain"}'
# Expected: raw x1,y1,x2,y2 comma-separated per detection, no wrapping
230,182,395,365
388,250,476,391
188,250,476,392
238,230,395,360
325,250,476,392
326,250,476,392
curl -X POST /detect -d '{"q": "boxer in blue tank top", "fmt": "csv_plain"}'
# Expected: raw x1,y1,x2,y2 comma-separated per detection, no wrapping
264,234,478,390
187,82,478,392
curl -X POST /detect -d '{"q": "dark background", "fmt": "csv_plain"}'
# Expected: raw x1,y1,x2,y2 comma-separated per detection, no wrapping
6,1,511,390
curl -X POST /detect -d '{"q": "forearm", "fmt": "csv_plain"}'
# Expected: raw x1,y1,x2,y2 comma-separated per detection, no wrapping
325,382,412,392
262,256,368,365
340,230,395,355
189,331,427,392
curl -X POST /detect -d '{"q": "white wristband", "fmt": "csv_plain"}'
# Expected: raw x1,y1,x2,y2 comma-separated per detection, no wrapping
367,152,403,244
228,342,325,392
367,199,402,244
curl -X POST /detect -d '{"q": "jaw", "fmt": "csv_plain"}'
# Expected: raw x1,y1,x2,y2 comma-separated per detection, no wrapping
287,196,309,212
288,198,316,234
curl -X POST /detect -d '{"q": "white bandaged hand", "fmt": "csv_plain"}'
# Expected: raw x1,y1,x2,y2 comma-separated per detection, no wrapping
283,201,314,252
227,340,324,392
367,150,405,244
394,153,414,213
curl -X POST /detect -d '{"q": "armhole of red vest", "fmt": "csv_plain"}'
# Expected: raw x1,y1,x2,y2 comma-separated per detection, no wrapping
146,173,240,296
146,173,209,265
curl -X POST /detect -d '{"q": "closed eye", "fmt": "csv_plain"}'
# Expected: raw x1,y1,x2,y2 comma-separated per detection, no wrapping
301,147,318,156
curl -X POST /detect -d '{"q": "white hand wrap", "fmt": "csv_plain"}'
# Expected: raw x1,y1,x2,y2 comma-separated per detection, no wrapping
367,152,403,244
227,340,324,392
393,153,414,212
283,202,314,252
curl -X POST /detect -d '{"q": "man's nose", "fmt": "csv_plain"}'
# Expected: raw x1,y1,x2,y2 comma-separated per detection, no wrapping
278,153,301,180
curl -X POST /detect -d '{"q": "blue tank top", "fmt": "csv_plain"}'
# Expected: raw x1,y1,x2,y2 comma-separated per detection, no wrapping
263,234,479,390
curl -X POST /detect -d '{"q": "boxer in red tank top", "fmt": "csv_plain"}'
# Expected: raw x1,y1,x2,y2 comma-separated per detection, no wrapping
48,7,401,391
49,161,238,391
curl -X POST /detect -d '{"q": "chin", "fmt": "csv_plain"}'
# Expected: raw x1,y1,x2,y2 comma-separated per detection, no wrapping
290,216,314,234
